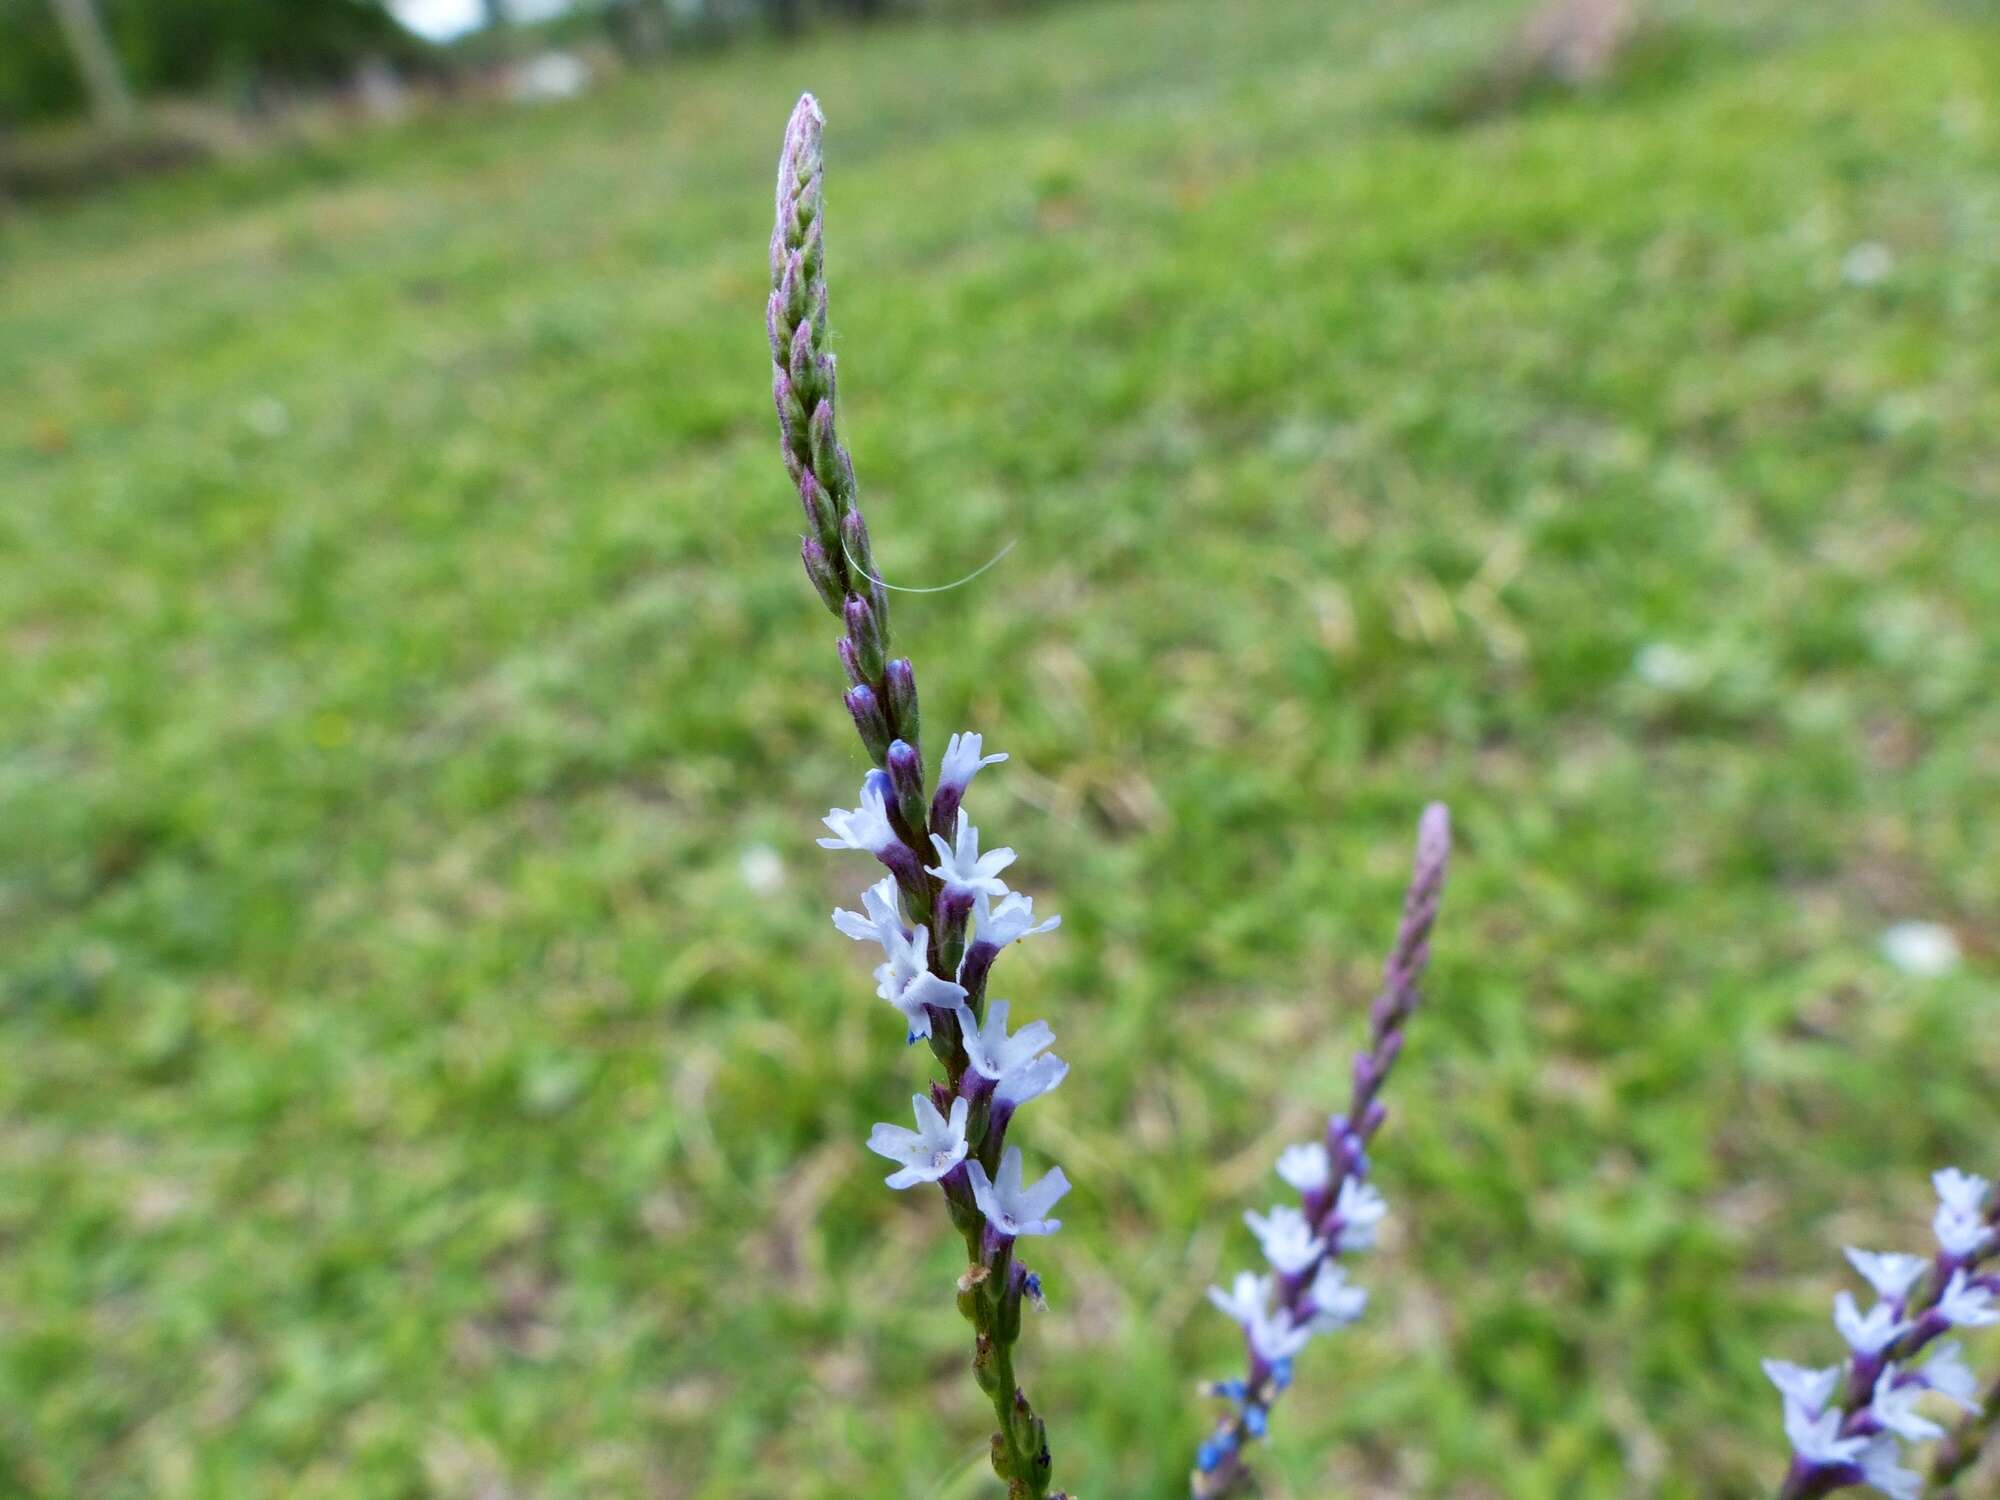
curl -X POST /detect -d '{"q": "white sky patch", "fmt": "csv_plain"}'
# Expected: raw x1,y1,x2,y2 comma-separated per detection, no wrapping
391,0,484,42
391,0,575,39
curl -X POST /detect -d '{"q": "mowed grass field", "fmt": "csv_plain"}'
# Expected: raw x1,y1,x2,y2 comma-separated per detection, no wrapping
3,0,1998,1495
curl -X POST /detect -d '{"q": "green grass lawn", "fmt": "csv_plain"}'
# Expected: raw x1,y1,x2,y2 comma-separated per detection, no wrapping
3,0,1998,1495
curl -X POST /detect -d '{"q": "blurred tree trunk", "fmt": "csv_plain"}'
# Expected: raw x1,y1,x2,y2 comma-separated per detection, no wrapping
49,0,136,125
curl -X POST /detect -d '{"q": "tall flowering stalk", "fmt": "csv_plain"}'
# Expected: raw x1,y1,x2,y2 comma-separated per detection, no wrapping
769,95,1071,1500
1766,1171,2000,1499
1192,804,1452,1498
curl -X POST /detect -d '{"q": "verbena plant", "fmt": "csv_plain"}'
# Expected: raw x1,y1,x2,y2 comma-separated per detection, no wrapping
763,94,2000,1500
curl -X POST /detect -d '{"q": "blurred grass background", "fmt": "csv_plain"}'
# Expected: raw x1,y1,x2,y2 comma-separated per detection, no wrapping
3,0,1998,1495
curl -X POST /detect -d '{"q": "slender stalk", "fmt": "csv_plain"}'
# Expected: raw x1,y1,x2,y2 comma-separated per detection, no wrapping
769,94,1065,1500
1193,804,1451,1498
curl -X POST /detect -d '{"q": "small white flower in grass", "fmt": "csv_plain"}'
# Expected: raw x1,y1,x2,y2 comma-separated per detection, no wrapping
994,1053,1068,1109
926,822,1016,900
1245,1205,1324,1276
957,1000,1056,1084
1783,1398,1867,1466
1306,1260,1367,1331
1763,1360,1841,1414
818,779,897,856
832,876,904,948
1207,1271,1271,1328
1871,1367,1946,1442
1246,1303,1314,1364
1936,1268,1998,1327
870,922,966,1042
1857,1436,1921,1500
1846,1248,1929,1302
973,889,1060,948
1918,1341,1980,1411
1276,1141,1331,1195
739,843,786,894
1332,1178,1388,1252
1881,920,1959,977
939,731,1007,793
967,1146,1069,1238
1833,1291,1907,1355
866,1095,969,1189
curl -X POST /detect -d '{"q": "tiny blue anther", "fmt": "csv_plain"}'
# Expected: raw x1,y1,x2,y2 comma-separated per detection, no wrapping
1244,1404,1268,1438
1213,1379,1246,1402
906,1030,919,1045
1023,1271,1043,1301
1196,1440,1224,1472
1270,1358,1294,1392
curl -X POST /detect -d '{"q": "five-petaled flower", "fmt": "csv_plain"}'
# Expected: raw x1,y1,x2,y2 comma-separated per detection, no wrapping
974,889,1061,948
958,1000,1057,1086
1936,1268,1999,1327
1330,1178,1388,1252
1845,1248,1928,1303
1833,1291,1907,1354
866,919,966,1042
1275,1142,1331,1195
1244,1205,1325,1276
968,1146,1070,1239
1306,1261,1367,1331
819,776,898,857
927,822,1016,900
938,731,1008,799
1207,1271,1271,1330
867,1095,971,1189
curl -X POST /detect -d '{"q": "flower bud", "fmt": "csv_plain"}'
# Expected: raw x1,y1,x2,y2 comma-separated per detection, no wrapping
809,399,842,491
845,684,890,764
765,289,788,365
789,318,818,405
886,739,926,831
797,469,839,546
844,593,886,680
836,636,865,687
841,506,874,581
801,536,842,614
883,657,920,748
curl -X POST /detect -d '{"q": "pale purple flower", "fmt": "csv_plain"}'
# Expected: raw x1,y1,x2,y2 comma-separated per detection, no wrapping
1783,1398,1868,1465
1935,1268,1998,1327
994,1053,1068,1109
1763,1359,1841,1413
1207,1271,1272,1329
870,921,966,1042
866,1095,970,1189
832,876,905,948
957,1000,1056,1084
926,822,1016,900
973,889,1060,948
1934,1168,1991,1255
1331,1178,1388,1252
1856,1436,1921,1500
1935,1167,1990,1215
1246,1303,1314,1364
1305,1260,1367,1331
1244,1205,1324,1276
1845,1248,1928,1303
1917,1341,1980,1410
1871,1366,1946,1442
938,731,1007,797
819,778,897,856
1833,1292,1907,1355
967,1146,1070,1239
1275,1142,1331,1195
